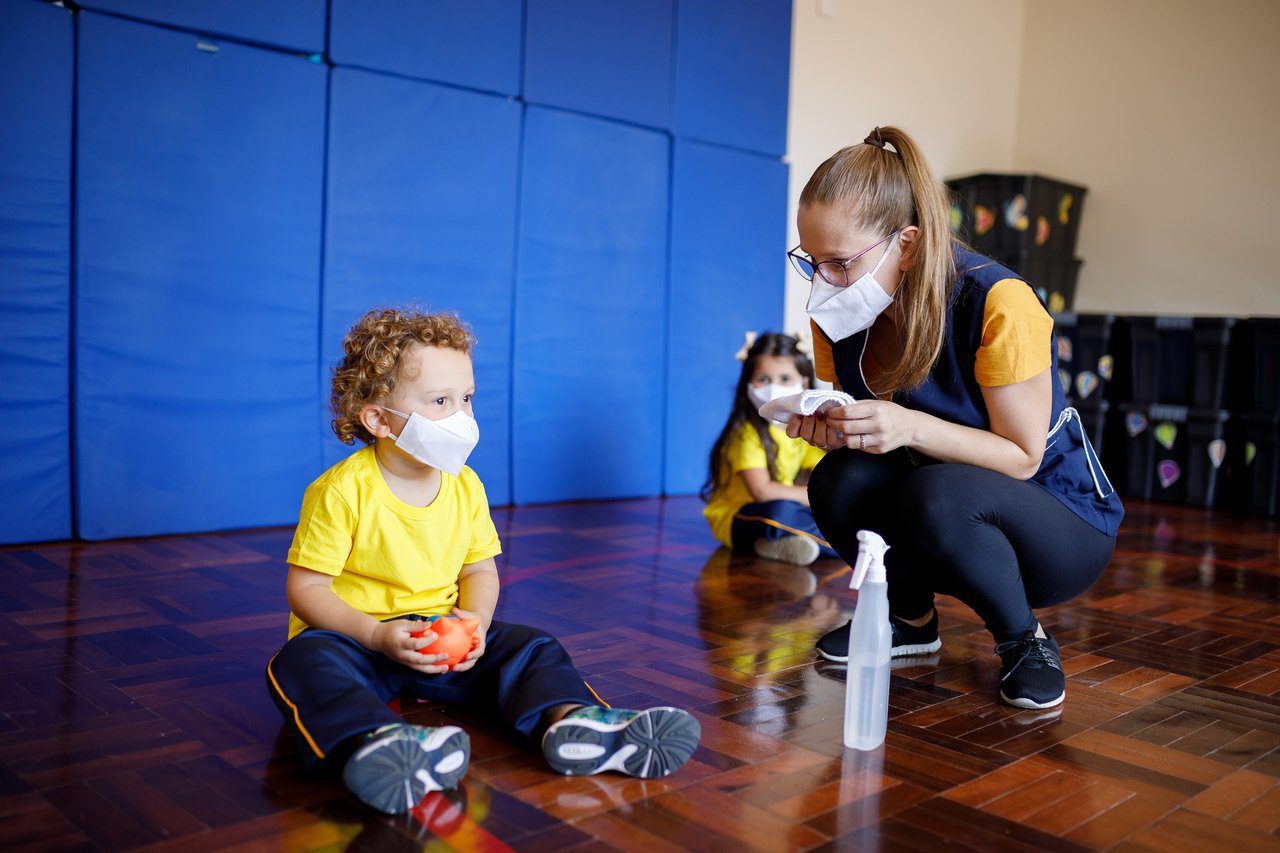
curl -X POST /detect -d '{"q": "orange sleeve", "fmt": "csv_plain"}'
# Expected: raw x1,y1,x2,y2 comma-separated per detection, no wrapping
809,319,838,386
974,279,1054,386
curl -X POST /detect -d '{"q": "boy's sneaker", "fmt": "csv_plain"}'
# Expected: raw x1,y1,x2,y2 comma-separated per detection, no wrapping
996,631,1065,709
755,535,821,566
816,608,943,662
342,723,470,815
542,706,700,778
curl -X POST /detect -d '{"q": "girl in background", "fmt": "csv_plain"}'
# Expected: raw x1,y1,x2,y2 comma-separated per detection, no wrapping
702,333,837,566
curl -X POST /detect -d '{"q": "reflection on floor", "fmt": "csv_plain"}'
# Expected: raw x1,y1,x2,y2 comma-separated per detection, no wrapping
1,496,1278,850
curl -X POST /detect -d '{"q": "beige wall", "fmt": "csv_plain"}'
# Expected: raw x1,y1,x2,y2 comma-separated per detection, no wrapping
1015,0,1280,315
785,0,1280,331
783,0,1027,336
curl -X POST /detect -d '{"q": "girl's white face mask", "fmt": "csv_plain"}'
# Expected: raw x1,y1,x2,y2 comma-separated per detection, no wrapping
381,406,479,474
805,231,899,343
747,382,805,411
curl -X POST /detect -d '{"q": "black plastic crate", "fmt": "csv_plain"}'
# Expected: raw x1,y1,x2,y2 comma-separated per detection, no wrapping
1054,313,1116,404
1126,316,1237,408
1007,252,1082,315
948,173,1087,259
1120,404,1230,506
1232,414,1279,517
1241,317,1280,415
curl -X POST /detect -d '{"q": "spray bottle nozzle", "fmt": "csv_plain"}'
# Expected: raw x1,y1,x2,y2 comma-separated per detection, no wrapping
849,529,890,590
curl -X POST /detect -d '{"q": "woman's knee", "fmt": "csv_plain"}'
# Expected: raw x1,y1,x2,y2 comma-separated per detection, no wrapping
896,465,983,549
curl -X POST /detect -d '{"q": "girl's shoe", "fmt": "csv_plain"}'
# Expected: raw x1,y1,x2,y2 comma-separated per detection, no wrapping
755,535,821,566
342,723,470,814
542,706,700,778
816,609,943,662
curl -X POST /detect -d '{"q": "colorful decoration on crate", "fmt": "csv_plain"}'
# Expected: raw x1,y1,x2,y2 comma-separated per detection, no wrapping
1154,422,1177,450
1075,370,1099,399
1058,368,1071,394
1125,410,1148,437
1004,195,1029,231
949,204,963,233
1097,354,1114,381
1057,337,1073,363
1049,292,1066,314
1207,439,1227,470
1035,216,1051,246
1246,442,1257,466
1157,460,1181,489
974,205,995,235
1058,192,1074,224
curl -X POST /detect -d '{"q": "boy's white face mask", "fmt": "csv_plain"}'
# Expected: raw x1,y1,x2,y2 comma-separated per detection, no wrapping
381,406,479,474
748,382,804,411
805,231,899,343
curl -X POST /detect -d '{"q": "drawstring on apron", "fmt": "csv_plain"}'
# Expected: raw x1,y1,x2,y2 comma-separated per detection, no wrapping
1046,407,1115,500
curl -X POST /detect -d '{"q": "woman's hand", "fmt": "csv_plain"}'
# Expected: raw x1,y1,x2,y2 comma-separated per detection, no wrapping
786,413,845,450
824,401,919,454
446,606,488,673
370,618,451,674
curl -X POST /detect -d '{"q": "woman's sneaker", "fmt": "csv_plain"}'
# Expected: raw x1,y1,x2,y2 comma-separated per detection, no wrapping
342,723,470,814
996,631,1065,709
816,609,943,662
542,706,700,778
754,535,821,566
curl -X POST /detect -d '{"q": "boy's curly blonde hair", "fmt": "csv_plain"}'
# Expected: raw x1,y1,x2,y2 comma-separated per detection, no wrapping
331,307,475,445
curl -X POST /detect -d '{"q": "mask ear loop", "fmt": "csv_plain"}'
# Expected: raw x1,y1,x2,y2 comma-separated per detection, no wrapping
379,405,409,442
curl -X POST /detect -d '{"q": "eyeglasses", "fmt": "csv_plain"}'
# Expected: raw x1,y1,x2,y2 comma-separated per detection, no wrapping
787,230,899,287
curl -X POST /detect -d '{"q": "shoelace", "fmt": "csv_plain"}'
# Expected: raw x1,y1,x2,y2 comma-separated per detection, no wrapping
993,635,1061,681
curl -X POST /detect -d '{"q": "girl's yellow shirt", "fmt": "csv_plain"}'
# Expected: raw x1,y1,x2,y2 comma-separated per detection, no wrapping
285,445,501,639
703,423,825,547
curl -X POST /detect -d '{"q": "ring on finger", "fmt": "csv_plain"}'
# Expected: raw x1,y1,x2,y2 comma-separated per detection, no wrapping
860,434,866,451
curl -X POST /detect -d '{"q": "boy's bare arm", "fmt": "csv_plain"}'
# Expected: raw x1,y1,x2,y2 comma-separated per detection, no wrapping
455,557,499,631
447,558,500,673
286,565,450,674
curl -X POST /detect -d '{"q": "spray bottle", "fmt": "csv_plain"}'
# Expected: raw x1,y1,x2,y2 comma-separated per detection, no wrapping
843,530,891,751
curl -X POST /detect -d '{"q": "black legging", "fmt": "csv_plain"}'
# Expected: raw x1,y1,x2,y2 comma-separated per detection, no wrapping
808,448,1115,644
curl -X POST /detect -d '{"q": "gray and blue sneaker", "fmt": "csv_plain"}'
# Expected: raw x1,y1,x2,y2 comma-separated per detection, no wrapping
542,706,700,778
342,723,470,814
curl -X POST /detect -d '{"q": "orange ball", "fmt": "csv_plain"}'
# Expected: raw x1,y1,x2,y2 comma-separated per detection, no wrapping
411,616,480,666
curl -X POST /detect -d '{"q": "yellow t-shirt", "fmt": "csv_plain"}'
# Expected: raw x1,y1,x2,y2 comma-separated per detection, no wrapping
703,422,825,547
285,445,502,639
809,278,1051,388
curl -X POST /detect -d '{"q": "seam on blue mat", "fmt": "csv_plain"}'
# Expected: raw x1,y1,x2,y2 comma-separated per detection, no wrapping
315,63,333,472
69,7,82,539
507,103,528,507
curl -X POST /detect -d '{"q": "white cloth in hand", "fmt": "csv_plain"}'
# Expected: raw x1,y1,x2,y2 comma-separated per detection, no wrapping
758,389,857,425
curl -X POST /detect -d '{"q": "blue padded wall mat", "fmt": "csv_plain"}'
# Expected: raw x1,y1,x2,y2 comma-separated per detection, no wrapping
324,68,522,505
75,13,326,540
674,0,791,156
329,0,522,96
0,0,73,545
665,140,788,495
513,107,669,504
524,0,674,129
76,0,325,53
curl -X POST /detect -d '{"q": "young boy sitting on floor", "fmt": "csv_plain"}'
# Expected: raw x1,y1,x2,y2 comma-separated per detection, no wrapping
265,307,700,814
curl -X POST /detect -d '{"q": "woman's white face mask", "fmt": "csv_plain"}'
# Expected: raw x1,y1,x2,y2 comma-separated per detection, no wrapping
381,406,479,474
805,230,900,342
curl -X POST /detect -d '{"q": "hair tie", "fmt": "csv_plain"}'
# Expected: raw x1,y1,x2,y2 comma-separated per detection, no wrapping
863,127,887,149
734,331,758,362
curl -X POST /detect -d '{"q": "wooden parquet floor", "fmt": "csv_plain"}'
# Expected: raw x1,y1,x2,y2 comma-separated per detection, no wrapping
1,497,1278,851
